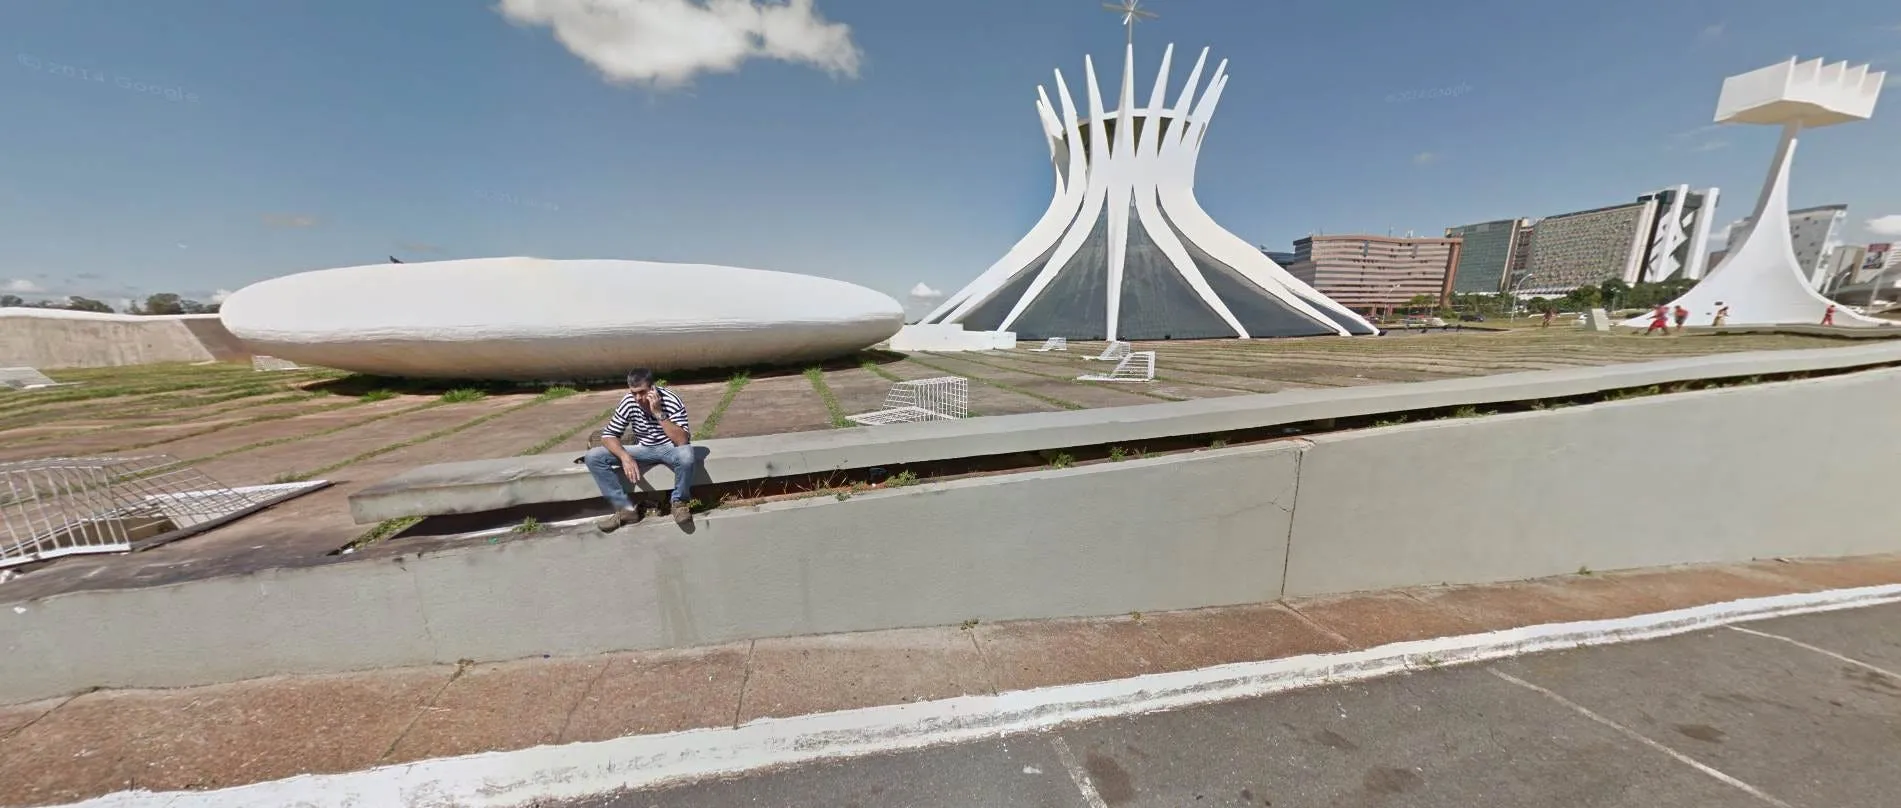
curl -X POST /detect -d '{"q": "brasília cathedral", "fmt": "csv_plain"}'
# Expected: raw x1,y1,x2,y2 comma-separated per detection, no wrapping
919,37,1376,341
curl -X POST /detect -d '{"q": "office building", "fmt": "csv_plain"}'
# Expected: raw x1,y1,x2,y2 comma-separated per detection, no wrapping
1513,201,1654,296
1636,185,1720,282
1719,204,1849,289
1511,186,1720,296
1443,218,1529,294
1285,234,1463,315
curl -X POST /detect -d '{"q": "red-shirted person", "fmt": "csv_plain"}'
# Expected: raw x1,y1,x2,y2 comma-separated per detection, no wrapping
1822,304,1837,326
1645,304,1670,335
1672,305,1689,332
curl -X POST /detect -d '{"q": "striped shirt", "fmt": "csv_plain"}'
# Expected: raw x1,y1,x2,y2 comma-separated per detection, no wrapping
602,387,690,446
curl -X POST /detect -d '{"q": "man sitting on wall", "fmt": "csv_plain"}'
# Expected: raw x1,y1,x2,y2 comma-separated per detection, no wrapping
584,369,696,530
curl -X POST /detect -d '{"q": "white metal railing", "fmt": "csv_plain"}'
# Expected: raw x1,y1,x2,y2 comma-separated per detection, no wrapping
0,455,325,568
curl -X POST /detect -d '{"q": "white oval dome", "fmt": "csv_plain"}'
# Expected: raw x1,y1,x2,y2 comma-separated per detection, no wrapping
220,257,904,380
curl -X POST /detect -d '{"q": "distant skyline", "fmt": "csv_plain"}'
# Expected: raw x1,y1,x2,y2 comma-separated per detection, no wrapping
1,0,1897,317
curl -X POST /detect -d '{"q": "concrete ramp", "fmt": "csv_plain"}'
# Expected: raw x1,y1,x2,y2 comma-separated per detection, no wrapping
176,316,251,362
0,309,243,369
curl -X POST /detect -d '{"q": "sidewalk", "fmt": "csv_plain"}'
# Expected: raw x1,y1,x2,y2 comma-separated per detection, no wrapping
4,554,1900,807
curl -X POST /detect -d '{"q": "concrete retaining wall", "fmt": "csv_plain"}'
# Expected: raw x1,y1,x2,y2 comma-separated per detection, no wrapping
0,310,249,369
349,340,1901,523
6,367,1901,703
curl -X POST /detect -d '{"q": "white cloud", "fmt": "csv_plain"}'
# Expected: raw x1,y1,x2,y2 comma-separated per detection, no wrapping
1697,22,1725,42
3,279,43,293
261,213,320,228
1868,215,1901,237
210,289,234,303
497,0,863,90
1412,151,1439,166
908,282,943,298
1689,140,1728,153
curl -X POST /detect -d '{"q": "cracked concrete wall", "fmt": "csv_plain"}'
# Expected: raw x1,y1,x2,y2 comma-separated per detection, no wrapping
0,442,1302,703
1280,368,1901,597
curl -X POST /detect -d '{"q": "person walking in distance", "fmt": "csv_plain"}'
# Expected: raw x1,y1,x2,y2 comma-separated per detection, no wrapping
1645,304,1671,336
1712,302,1730,327
1672,304,1689,333
1822,304,1837,326
584,369,697,530
1541,308,1554,328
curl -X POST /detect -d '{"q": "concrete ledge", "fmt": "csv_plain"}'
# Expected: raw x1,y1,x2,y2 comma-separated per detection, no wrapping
350,341,1901,523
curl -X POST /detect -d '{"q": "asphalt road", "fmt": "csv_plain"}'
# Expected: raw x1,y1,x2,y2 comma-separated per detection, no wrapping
559,603,1901,808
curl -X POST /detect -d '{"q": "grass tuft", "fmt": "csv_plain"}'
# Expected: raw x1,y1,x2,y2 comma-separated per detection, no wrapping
805,366,851,428
696,372,751,439
441,388,487,403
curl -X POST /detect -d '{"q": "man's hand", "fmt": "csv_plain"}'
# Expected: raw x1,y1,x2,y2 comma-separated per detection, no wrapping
636,390,659,412
618,453,640,484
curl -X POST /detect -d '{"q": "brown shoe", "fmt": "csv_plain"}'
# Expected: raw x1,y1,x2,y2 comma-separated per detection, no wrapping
671,501,692,525
595,508,641,533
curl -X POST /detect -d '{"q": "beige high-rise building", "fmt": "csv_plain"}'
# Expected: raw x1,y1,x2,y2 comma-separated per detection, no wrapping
1285,235,1463,315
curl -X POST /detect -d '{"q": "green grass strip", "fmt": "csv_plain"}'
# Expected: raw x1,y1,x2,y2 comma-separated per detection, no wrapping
520,404,618,457
804,366,850,428
293,390,575,480
901,355,1086,411
177,400,444,467
859,358,902,382
695,372,751,439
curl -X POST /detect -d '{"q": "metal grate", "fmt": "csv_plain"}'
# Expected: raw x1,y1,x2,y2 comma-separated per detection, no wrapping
1029,337,1069,352
0,367,62,390
1084,340,1131,362
0,455,328,568
847,377,971,426
1078,351,1156,383
252,355,303,372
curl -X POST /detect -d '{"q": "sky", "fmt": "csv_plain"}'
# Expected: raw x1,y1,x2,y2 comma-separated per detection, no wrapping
1,0,1898,317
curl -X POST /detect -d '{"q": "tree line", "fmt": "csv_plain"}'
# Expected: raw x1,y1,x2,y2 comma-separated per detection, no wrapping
0,292,219,315
1398,277,1701,319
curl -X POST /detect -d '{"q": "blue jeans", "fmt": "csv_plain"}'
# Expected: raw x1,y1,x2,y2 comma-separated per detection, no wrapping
583,443,696,510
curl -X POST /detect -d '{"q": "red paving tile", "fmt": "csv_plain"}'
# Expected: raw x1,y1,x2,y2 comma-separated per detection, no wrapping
559,644,751,742
192,397,521,484
1283,591,1484,648
973,616,1179,691
708,374,835,437
135,398,425,461
740,628,993,722
0,668,450,806
1744,555,1901,590
384,657,605,764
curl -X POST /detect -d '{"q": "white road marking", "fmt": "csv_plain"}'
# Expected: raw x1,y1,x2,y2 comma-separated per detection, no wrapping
1489,669,1792,808
1049,736,1109,808
1728,625,1901,680
46,583,1901,808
